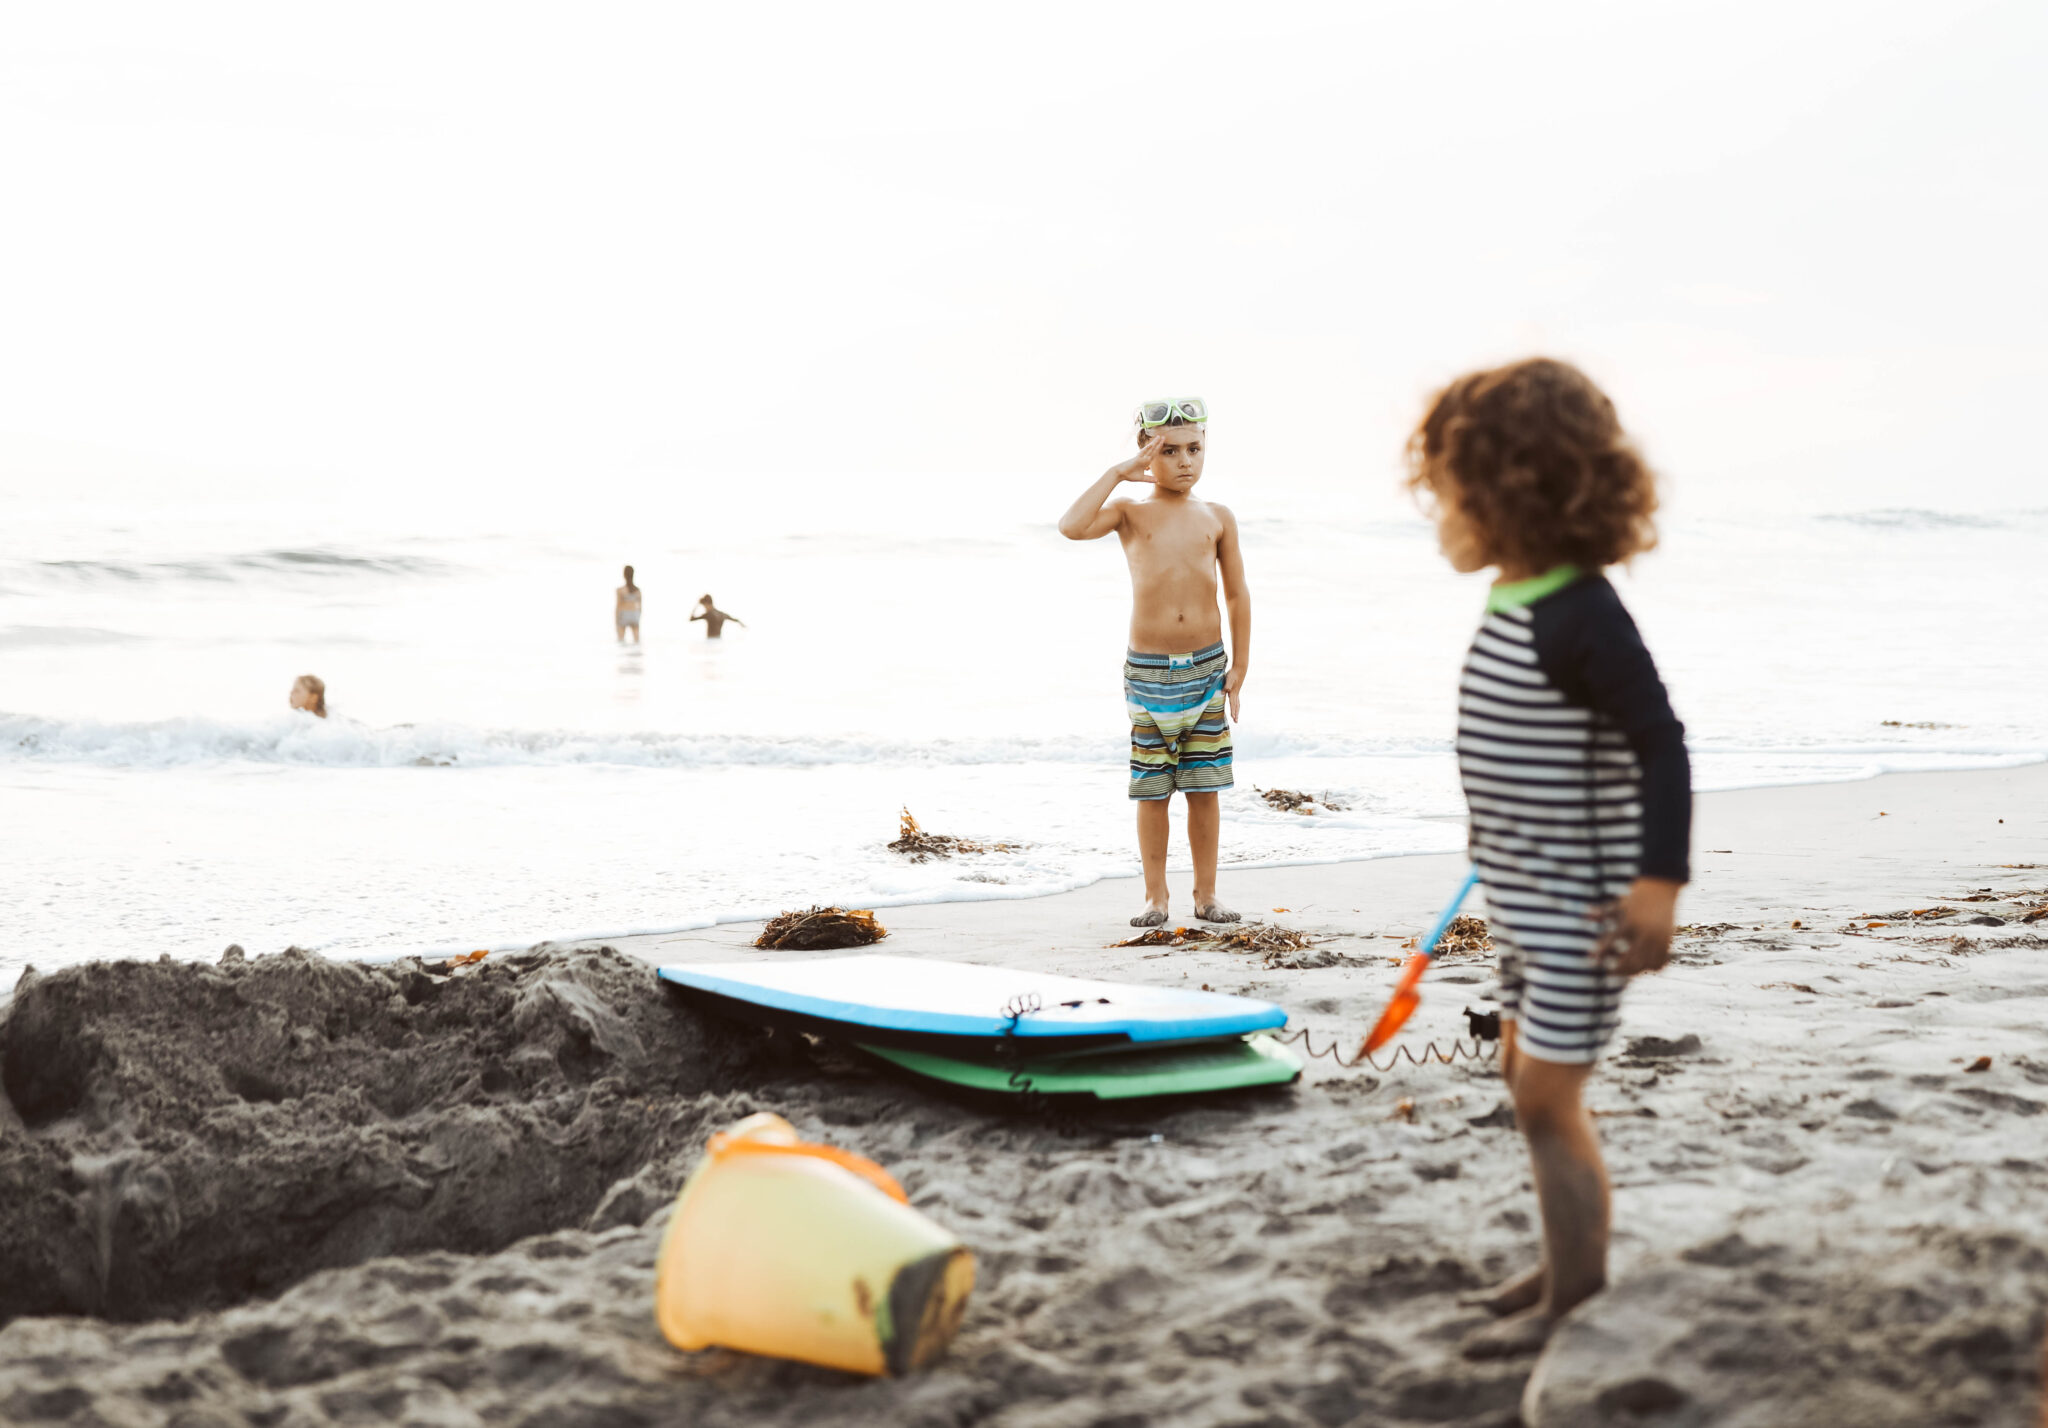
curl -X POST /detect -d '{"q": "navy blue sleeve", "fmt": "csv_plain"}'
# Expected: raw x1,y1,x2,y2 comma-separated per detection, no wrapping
1530,576,1692,883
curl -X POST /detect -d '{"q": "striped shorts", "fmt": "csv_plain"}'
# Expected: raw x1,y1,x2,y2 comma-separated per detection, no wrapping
1125,643,1233,801
1487,892,1626,1065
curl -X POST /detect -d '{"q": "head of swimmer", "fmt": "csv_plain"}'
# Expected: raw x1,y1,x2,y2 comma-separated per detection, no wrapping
1135,414,1206,493
290,673,327,718
622,564,636,590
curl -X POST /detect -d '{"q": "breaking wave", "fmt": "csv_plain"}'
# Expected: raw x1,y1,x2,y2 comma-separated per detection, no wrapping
4,710,2043,776
0,711,1430,770
0,625,140,649
1815,508,2046,533
13,547,455,586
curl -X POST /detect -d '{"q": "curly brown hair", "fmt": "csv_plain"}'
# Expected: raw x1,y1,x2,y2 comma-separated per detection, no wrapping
1406,358,1658,570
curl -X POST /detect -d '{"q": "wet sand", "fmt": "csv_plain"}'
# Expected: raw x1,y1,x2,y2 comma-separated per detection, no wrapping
3,764,2045,1426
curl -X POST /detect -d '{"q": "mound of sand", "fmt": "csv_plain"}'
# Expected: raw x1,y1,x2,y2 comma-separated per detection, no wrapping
0,945,770,1325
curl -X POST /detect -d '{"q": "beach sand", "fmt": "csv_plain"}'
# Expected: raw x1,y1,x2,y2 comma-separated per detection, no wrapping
2,764,2044,1426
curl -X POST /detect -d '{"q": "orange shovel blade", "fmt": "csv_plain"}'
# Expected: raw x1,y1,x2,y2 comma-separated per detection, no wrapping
1359,953,1431,1056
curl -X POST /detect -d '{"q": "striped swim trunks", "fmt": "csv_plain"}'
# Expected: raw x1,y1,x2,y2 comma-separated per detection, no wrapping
1488,910,1627,1066
1125,642,1233,801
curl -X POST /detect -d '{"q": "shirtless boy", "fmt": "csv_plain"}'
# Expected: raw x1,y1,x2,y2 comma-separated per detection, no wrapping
690,593,744,639
1059,397,1251,927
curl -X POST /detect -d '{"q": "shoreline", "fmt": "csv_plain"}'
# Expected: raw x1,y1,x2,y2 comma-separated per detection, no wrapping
588,760,2048,971
5,748,2042,985
362,753,2048,968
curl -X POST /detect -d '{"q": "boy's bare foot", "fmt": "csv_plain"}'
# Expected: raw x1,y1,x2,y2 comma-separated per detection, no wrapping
1459,1265,1546,1317
1194,901,1240,923
1459,1306,1561,1360
1131,904,1169,928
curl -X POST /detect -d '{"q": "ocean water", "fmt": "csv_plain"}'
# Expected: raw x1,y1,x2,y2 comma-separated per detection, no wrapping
6,492,2044,983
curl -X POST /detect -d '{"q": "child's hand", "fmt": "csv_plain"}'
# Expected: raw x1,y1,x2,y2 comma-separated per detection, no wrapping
1589,877,1681,976
1223,666,1245,721
1113,433,1166,483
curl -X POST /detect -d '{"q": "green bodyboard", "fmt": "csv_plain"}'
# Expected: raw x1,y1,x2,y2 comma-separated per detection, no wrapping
860,1034,1303,1100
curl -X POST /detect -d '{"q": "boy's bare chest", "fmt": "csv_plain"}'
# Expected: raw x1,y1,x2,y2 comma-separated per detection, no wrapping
1120,506,1220,568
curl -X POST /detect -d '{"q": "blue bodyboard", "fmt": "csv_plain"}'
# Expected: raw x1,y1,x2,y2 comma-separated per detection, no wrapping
657,954,1286,1054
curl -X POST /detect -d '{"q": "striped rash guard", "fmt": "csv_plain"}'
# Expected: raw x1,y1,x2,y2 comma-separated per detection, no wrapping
1455,566,1691,1063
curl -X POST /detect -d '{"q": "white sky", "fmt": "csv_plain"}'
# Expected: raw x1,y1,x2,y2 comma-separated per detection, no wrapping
0,1,2041,520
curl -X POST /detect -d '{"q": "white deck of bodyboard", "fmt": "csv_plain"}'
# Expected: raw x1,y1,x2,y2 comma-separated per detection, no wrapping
656,954,1288,1043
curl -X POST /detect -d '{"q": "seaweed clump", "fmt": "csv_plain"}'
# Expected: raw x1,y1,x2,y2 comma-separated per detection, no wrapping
888,807,1017,863
1431,914,1493,956
755,906,888,950
1213,924,1325,955
1111,922,1348,969
1114,923,1321,953
1257,788,1348,815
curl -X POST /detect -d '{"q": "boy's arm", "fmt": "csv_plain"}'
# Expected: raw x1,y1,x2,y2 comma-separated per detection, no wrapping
1215,504,1251,720
1534,580,1690,978
1058,434,1164,540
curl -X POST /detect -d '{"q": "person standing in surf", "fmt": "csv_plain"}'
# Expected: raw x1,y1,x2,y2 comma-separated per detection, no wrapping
1408,358,1691,1360
616,566,643,643
1058,397,1250,928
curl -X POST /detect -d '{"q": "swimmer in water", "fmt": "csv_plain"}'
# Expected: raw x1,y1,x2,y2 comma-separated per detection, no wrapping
289,674,327,718
616,566,643,643
690,593,744,639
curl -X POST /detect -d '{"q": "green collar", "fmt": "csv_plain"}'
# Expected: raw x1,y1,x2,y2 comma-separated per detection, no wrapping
1486,564,1582,613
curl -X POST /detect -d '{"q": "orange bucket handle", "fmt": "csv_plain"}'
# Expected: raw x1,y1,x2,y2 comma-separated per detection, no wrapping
707,1131,909,1204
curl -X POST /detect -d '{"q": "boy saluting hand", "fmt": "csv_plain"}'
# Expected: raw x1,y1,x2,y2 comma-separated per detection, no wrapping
1058,398,1250,928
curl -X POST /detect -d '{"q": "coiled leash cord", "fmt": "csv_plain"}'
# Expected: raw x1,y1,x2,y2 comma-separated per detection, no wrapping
998,990,1043,1101
1275,1006,1501,1073
997,991,1082,1133
998,990,1044,1101
998,987,1498,1107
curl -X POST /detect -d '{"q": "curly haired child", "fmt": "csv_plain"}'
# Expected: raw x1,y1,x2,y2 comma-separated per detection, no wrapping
1408,357,1691,1359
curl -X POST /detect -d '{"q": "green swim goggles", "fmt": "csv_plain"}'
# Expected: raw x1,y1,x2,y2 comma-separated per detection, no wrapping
1134,396,1209,430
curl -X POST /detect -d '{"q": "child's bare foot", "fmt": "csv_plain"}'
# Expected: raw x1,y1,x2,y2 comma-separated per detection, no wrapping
1194,900,1240,923
1131,903,1169,928
1459,1265,1546,1317
1459,1305,1561,1360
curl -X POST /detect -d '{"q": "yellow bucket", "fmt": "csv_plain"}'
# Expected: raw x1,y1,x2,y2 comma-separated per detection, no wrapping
653,1112,975,1376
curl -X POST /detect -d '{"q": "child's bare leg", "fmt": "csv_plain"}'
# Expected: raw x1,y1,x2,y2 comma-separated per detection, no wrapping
1133,799,1171,926
1463,1054,1606,1358
1497,1016,1524,1098
1185,791,1237,922
1460,1020,1549,1316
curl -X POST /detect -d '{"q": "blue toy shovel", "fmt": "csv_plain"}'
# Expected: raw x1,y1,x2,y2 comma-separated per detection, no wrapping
1358,866,1481,1056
